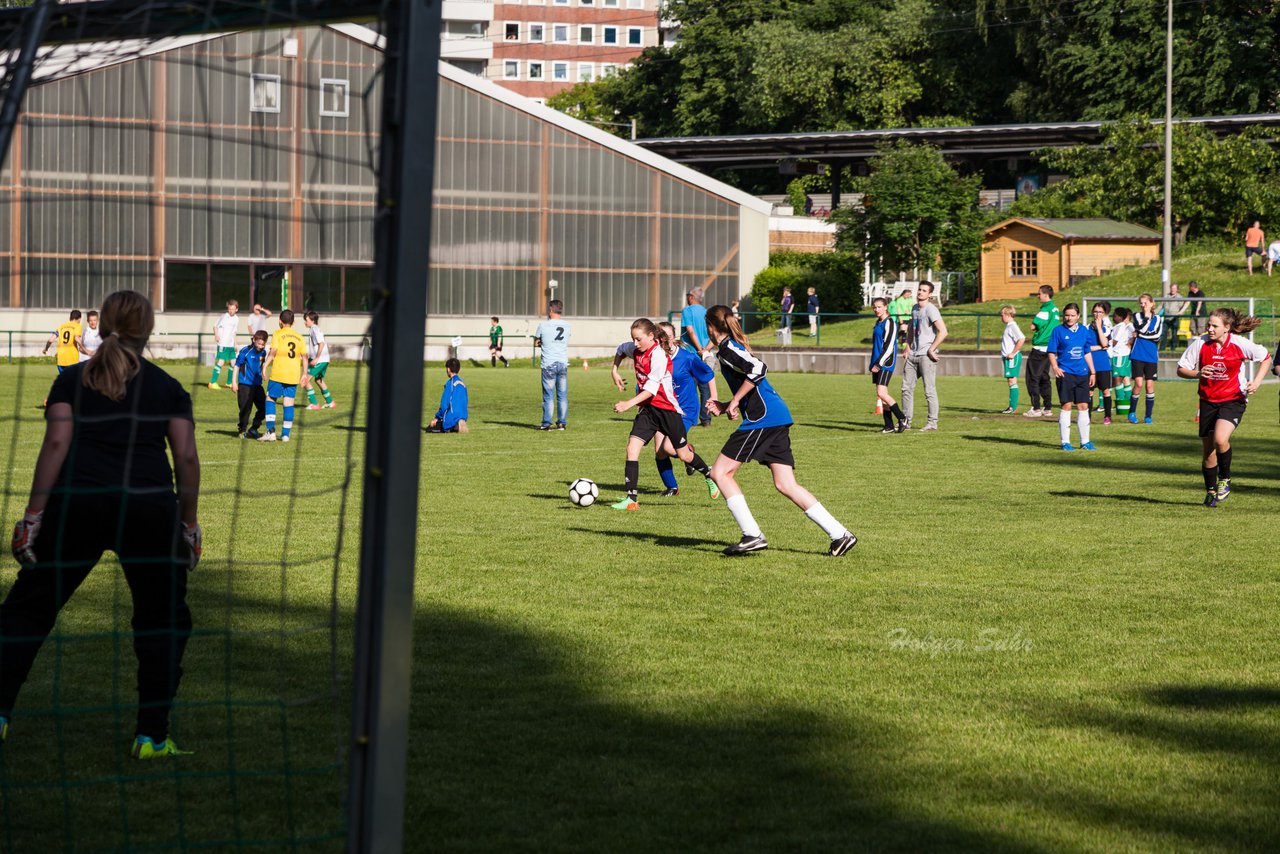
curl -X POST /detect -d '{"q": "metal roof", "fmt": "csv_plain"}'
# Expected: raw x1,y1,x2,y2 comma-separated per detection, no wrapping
635,115,1280,167
988,217,1162,241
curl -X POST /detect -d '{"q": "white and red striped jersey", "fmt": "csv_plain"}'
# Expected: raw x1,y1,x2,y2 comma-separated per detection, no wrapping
634,342,682,413
1177,333,1270,402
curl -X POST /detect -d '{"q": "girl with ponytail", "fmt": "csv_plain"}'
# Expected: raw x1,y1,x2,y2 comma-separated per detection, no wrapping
703,305,858,557
1175,307,1272,506
5,290,202,758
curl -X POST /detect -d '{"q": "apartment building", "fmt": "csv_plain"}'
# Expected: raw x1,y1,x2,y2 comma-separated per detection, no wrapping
442,0,661,102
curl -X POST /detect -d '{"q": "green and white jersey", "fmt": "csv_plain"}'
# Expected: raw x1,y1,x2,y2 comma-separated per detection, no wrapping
308,326,328,364
1030,301,1060,351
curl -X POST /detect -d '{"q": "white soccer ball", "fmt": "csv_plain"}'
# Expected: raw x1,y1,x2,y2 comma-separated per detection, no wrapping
569,478,598,507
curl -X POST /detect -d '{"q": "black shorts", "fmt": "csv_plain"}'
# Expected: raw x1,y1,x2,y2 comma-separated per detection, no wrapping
1198,398,1246,438
720,425,795,468
489,343,502,352
1056,373,1091,404
872,369,893,387
1246,246,1263,257
1094,370,1112,390
630,405,688,449
1131,358,1158,381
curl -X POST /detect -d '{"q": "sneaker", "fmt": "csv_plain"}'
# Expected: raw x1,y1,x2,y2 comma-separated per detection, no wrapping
919,424,938,432
323,401,337,409
723,534,768,556
880,427,897,434
281,436,291,443
705,477,721,500
1203,490,1218,508
1000,407,1016,415
306,404,321,410
1061,443,1076,452
245,430,261,440
131,735,193,760
556,423,567,431
610,498,639,511
258,432,276,442
207,383,220,390
1103,417,1112,425
685,462,696,476
1128,413,1138,424
1024,408,1042,418
660,488,680,497
1143,416,1153,424
894,421,907,433
539,424,552,431
1215,478,1231,502
829,532,858,556
1079,442,1097,451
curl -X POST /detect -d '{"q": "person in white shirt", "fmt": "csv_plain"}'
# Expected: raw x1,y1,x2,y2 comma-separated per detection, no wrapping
208,299,240,390
999,305,1025,414
79,310,102,363
1108,307,1135,419
246,303,273,338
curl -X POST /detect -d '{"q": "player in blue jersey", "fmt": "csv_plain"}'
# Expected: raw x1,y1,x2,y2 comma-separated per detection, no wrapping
703,305,857,557
1088,301,1114,424
1129,292,1163,423
870,298,907,432
1047,303,1097,451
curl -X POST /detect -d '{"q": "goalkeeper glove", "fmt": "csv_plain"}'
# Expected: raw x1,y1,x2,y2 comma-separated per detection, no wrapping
181,522,202,572
11,510,43,568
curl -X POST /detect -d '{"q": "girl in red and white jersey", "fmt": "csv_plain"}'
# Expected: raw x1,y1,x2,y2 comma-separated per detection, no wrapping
1176,308,1271,507
611,319,714,510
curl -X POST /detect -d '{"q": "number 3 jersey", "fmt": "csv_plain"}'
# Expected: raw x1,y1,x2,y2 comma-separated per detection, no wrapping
270,326,307,385
715,338,792,431
1177,333,1269,402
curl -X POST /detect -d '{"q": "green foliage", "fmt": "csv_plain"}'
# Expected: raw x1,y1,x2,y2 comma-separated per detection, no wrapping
750,251,863,323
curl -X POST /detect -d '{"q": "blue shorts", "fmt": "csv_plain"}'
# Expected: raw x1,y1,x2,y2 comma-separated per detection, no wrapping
267,381,298,399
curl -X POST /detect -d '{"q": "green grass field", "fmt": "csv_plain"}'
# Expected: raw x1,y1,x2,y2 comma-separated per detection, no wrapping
2,358,1279,852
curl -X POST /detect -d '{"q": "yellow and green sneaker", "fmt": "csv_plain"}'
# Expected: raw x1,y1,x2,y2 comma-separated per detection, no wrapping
705,477,721,500
131,735,193,759
0,716,9,744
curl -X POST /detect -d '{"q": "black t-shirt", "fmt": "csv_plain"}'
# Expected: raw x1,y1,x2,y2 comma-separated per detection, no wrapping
46,360,193,496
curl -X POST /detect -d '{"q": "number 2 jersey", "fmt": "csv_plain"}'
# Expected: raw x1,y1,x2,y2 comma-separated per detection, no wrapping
715,338,792,431
1177,332,1269,402
270,326,307,385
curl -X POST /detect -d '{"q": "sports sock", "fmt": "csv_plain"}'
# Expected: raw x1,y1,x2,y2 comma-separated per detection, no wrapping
282,405,294,439
1059,409,1071,444
883,409,894,430
1218,448,1232,479
624,460,639,501
1009,386,1019,410
1103,396,1112,418
655,457,678,489
306,387,318,405
725,494,762,538
686,452,710,476
491,356,496,367
322,387,332,404
804,502,848,539
500,356,508,366
210,363,221,384
1202,465,1218,491
265,400,276,432
890,403,905,423
1077,409,1091,444
1145,393,1155,419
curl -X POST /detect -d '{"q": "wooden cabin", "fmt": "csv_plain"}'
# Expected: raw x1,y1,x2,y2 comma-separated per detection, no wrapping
980,218,1160,302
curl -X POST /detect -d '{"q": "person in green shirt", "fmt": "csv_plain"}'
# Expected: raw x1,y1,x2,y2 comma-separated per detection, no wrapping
489,316,509,367
888,289,914,346
1024,285,1060,417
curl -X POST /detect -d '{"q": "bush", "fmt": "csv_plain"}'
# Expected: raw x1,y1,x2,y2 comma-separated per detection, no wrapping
749,252,863,330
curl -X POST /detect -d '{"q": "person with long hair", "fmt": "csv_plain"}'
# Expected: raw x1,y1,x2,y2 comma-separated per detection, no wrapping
1176,308,1271,507
703,305,857,556
5,291,201,758
1046,303,1097,451
1129,292,1163,423
870,297,906,431
1088,301,1114,424
610,318,715,510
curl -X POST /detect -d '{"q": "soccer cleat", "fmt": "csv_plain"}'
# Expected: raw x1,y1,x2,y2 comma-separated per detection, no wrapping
660,488,680,497
829,532,858,556
1103,417,1112,425
130,736,193,759
0,715,8,743
306,404,321,410
705,478,721,500
207,383,220,390
1061,443,1076,452
1079,442,1097,451
880,427,897,434
1215,478,1231,502
1203,490,1218,508
610,498,639,511
1023,409,1041,418
1000,407,1016,414
894,420,907,433
1128,413,1139,424
281,436,290,443
244,430,261,440
323,401,337,409
723,534,769,556
1143,416,1153,424
258,432,277,442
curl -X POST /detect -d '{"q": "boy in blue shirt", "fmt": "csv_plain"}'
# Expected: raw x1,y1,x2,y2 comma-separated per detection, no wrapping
231,330,268,439
427,358,469,433
1047,303,1097,451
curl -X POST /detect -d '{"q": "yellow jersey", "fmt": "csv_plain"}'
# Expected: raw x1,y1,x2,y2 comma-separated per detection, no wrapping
55,321,82,367
270,326,307,385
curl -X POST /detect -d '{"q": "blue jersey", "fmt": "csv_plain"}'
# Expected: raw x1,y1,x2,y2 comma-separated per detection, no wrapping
871,317,897,373
1131,313,1162,363
715,338,792,430
234,344,266,385
536,319,571,366
1048,324,1094,376
434,374,469,431
1090,320,1112,372
671,345,715,429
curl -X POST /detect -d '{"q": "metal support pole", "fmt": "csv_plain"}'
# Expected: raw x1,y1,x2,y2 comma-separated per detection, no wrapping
0,0,53,167
1161,0,1173,295
348,1,442,853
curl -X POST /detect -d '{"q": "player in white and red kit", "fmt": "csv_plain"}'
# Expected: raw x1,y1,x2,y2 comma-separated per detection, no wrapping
1176,308,1271,507
610,319,714,510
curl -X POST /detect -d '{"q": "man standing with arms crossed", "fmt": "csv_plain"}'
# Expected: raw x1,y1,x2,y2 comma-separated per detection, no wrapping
900,281,948,432
535,299,571,431
1024,285,1060,417
680,287,713,428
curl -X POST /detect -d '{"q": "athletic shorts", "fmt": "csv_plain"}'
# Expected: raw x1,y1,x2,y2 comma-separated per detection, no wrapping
490,343,502,352
1094,370,1112,390
1246,246,1263,257
1003,352,1023,378
267,380,298,399
1131,358,1158,381
1198,398,1246,438
56,364,67,375
630,405,688,450
873,369,894,387
308,362,329,380
1056,373,1091,405
216,346,236,362
1111,355,1131,378
720,425,795,469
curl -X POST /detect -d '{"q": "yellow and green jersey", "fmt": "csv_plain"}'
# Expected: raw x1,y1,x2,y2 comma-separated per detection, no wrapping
270,326,307,385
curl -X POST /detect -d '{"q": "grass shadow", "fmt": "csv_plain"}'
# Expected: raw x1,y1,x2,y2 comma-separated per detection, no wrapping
484,419,548,431
1144,685,1280,710
960,434,1051,449
796,421,877,434
330,424,366,433
572,526,818,556
1049,490,1187,506
204,428,242,438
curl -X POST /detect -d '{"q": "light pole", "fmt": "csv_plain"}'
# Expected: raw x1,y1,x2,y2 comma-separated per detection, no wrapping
1162,0,1173,295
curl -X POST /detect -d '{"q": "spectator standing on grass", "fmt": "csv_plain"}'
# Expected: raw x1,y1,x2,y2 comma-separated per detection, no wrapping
1161,284,1188,350
4,290,200,759
900,281,947,432
1024,285,1060,418
535,299,571,431
1245,220,1265,275
780,287,794,333
681,287,714,428
806,287,819,338
1187,282,1207,336
1266,238,1280,276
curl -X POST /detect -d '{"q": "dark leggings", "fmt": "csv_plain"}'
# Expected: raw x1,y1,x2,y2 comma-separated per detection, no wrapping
0,494,192,740
1026,350,1053,409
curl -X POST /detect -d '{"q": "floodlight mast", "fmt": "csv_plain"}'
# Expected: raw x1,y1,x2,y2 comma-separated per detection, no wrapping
1161,0,1173,296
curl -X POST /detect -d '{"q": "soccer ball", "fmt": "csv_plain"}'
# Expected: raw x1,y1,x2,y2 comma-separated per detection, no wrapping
569,478,598,507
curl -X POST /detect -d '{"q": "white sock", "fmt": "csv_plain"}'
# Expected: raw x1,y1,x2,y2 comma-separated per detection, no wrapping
1077,409,1091,444
725,494,762,538
1059,409,1071,444
804,502,848,539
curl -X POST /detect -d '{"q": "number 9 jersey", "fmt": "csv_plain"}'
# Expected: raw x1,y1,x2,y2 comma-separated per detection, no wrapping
270,326,307,385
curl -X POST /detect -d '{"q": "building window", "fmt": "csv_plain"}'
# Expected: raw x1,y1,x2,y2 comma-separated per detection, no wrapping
553,24,569,42
552,62,569,81
577,63,594,82
1010,250,1038,278
528,22,545,42
602,26,618,44
528,61,544,80
553,0,569,5
603,0,618,5
504,60,520,79
601,63,619,77
319,78,349,118
627,27,643,45
504,22,520,41
579,25,594,43
627,0,643,7
250,73,281,113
